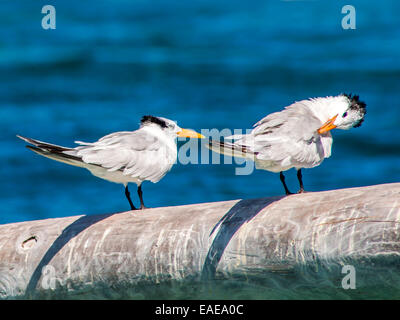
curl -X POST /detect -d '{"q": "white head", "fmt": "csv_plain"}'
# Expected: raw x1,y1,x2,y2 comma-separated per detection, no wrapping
140,115,204,139
314,94,367,134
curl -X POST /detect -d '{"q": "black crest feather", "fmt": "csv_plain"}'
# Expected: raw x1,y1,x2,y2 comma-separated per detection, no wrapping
342,93,367,128
140,115,168,128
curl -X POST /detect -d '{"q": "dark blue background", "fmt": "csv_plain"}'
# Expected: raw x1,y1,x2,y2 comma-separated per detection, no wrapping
1,0,399,224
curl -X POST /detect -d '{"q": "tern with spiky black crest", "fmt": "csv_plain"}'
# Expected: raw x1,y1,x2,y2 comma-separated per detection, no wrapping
207,94,367,194
17,116,204,210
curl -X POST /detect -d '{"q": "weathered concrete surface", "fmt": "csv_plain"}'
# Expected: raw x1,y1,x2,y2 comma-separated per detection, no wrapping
0,183,400,298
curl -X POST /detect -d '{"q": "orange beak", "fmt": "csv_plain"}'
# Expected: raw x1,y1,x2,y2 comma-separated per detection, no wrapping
317,114,338,134
177,128,205,139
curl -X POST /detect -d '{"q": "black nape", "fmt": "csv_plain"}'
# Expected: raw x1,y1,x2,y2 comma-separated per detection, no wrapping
140,115,168,128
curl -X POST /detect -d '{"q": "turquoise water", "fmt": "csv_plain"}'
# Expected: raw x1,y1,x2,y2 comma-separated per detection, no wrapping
1,0,399,223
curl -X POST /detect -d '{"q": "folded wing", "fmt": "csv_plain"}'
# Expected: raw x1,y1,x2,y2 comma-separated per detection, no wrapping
67,130,173,183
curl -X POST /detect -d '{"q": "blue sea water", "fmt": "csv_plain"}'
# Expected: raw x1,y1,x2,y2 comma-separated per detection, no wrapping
0,0,399,226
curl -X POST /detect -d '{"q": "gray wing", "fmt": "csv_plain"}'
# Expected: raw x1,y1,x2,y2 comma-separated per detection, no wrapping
66,130,173,183
250,102,332,166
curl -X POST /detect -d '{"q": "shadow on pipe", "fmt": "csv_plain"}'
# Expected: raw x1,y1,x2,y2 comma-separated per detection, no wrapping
201,196,284,280
25,213,115,296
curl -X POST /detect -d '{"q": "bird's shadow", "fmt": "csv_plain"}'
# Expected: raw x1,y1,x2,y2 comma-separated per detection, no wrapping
201,196,284,281
25,212,115,296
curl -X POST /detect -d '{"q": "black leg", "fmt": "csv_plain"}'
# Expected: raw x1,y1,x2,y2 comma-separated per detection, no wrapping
280,172,292,195
125,185,137,210
297,169,306,193
137,185,147,210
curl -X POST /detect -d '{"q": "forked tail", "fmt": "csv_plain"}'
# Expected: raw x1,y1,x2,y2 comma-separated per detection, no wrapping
16,135,86,168
206,139,257,159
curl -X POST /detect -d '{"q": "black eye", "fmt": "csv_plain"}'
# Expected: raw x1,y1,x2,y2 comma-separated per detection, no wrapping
342,112,348,118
